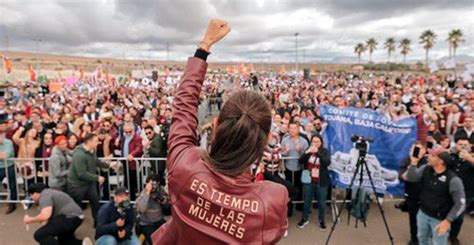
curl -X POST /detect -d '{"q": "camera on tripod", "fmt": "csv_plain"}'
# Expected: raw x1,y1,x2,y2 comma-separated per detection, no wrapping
351,135,372,153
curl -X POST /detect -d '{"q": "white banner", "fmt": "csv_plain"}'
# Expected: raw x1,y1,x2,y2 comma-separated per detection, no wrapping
462,70,473,81
466,63,474,74
443,59,456,69
429,62,439,73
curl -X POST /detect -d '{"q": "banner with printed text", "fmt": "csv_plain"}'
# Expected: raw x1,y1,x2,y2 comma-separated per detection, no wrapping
320,105,417,196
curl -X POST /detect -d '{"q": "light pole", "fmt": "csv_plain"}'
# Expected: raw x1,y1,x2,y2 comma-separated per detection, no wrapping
294,33,299,75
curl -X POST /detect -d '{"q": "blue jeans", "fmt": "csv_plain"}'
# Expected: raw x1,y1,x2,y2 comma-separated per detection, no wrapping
302,182,328,222
417,210,449,245
0,165,18,201
96,234,140,245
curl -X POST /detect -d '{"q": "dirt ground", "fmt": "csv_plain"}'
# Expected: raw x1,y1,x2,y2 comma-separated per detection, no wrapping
0,202,473,245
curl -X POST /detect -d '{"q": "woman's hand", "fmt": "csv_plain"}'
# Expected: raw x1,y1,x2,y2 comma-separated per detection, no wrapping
199,19,231,52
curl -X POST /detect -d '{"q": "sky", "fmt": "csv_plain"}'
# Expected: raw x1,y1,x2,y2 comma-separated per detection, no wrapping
1,0,473,63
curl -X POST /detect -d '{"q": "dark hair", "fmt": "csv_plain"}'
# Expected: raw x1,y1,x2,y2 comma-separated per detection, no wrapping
28,183,47,195
98,128,107,135
82,133,97,144
145,125,154,131
455,136,470,143
68,133,78,140
311,134,324,150
204,90,272,176
146,174,159,183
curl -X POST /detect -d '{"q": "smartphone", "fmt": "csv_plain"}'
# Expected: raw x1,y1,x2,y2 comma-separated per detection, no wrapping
412,146,421,158
427,141,434,149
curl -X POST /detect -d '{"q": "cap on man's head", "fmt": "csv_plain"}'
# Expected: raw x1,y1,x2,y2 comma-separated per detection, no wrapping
428,147,453,165
115,187,129,196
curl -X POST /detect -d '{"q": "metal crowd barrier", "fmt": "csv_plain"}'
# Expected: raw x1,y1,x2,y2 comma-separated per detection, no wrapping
0,157,166,204
1,156,401,222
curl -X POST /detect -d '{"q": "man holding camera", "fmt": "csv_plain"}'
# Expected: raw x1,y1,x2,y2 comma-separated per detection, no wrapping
448,137,474,244
24,183,92,245
96,187,139,245
399,142,429,245
136,175,168,244
405,147,465,245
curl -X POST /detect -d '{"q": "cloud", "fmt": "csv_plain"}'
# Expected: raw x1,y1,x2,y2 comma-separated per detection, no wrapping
0,0,473,63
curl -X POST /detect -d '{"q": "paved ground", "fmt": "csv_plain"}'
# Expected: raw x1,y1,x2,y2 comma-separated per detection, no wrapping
0,202,473,245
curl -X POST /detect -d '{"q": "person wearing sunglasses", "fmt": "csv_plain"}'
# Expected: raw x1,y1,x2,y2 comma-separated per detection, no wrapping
143,126,167,186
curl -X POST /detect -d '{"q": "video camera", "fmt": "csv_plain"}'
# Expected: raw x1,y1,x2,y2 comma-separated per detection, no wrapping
117,200,131,219
351,135,373,153
150,182,166,203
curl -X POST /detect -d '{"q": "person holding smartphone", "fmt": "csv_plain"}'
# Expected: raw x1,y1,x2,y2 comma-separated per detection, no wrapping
297,135,331,230
399,142,429,245
405,147,465,245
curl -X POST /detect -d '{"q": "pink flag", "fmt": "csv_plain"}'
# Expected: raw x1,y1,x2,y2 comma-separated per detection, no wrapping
66,76,78,86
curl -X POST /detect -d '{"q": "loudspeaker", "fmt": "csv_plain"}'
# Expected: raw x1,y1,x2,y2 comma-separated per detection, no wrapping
152,71,158,82
303,68,310,79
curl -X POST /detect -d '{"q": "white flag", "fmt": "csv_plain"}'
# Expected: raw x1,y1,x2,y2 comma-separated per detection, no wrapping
429,62,439,73
443,59,456,69
131,70,144,78
466,63,474,74
462,70,473,81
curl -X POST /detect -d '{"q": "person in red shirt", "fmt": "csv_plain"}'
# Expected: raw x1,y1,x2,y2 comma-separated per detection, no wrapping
152,19,288,244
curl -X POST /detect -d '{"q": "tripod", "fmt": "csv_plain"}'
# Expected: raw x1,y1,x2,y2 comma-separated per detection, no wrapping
325,148,394,245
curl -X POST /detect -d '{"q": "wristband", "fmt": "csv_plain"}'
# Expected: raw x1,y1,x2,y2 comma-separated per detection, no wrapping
194,48,210,61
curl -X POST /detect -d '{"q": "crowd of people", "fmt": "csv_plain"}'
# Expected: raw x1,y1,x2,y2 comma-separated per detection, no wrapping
1,58,473,244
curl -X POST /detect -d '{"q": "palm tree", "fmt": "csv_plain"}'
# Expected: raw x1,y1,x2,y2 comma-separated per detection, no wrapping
354,43,366,64
384,37,396,62
447,29,464,59
419,30,436,67
399,38,411,63
366,38,377,63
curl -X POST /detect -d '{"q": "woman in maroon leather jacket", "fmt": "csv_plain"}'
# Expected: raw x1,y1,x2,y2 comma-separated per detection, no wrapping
152,19,288,244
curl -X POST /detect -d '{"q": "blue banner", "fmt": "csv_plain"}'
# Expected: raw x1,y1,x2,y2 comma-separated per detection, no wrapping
320,105,417,196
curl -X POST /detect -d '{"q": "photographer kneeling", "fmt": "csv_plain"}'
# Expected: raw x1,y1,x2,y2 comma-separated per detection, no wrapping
95,187,139,245
24,183,92,245
136,175,169,244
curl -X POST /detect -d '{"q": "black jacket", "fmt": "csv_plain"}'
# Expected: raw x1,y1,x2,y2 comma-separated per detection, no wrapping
95,201,136,241
148,134,167,158
399,155,428,200
449,152,474,199
298,147,331,187
454,128,474,145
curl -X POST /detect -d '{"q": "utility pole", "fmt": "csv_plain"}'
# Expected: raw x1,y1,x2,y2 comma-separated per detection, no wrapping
294,33,299,74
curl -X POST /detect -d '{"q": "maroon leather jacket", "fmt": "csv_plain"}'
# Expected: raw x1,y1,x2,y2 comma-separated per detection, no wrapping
119,134,143,170
152,57,288,244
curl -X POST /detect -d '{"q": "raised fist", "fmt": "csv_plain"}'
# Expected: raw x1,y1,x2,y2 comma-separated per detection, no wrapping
200,19,231,52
